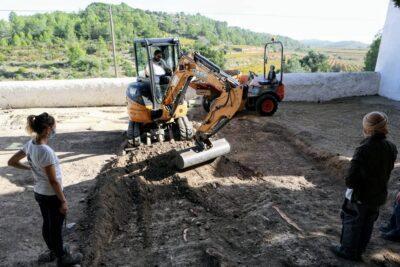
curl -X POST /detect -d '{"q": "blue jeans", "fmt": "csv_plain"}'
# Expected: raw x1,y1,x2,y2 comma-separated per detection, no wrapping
383,201,400,237
340,199,379,256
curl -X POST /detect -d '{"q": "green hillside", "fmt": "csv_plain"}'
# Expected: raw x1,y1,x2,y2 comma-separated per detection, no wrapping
0,2,303,48
0,2,368,80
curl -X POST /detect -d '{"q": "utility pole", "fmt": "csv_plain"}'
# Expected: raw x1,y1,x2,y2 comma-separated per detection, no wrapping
109,5,118,77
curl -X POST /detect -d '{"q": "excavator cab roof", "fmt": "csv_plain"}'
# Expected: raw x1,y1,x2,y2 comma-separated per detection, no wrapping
134,38,180,47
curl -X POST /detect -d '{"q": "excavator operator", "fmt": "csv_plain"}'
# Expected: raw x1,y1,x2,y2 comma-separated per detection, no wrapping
152,50,172,75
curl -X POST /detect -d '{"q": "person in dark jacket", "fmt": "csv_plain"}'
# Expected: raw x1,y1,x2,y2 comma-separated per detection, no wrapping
331,111,398,261
267,65,277,84
379,192,400,241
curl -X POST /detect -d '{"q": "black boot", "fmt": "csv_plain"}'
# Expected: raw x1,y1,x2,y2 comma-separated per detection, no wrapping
381,231,400,242
330,245,362,262
38,244,70,263
57,250,82,267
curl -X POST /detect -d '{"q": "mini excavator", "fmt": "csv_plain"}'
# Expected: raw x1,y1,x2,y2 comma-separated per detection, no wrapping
126,38,244,169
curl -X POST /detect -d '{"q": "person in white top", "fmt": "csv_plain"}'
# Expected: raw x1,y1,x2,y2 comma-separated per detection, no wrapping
8,112,82,266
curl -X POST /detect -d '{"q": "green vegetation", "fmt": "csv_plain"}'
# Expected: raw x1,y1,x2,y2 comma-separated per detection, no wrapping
283,55,306,73
394,0,400,8
0,2,369,80
364,34,381,71
299,51,329,72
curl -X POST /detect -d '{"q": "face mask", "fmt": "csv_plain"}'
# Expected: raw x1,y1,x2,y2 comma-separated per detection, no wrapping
49,128,56,139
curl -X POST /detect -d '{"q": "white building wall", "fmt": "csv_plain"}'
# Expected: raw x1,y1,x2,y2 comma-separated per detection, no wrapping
376,1,400,100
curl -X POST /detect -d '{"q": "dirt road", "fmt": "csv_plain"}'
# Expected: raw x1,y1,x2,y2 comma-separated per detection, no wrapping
1,96,400,266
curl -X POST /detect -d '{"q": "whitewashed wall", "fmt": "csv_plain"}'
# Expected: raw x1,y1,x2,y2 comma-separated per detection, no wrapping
283,72,380,102
376,1,400,100
0,72,380,109
0,78,133,109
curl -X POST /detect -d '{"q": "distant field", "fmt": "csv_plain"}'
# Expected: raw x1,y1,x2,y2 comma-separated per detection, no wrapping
225,45,367,74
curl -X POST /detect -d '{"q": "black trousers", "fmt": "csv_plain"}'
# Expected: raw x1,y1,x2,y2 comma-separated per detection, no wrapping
340,199,379,256
34,192,65,257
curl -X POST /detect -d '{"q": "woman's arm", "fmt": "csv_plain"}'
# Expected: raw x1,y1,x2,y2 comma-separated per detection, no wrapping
44,165,68,214
8,150,30,170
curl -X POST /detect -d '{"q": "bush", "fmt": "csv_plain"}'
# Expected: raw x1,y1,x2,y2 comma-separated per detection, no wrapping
193,43,226,68
67,44,86,64
300,50,329,72
364,34,381,71
16,67,28,74
86,44,97,55
72,57,101,72
121,60,136,76
283,55,306,73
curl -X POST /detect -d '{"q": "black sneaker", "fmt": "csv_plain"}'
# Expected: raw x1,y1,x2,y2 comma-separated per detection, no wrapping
38,244,69,263
330,245,362,262
57,251,82,267
381,231,400,242
379,224,393,233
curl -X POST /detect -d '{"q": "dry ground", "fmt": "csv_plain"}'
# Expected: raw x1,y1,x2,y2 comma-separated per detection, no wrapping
1,96,400,266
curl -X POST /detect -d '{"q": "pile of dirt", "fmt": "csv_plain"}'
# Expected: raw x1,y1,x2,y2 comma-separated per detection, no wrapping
79,117,400,266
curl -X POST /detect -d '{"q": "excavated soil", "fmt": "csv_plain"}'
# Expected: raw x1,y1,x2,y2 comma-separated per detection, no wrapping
80,113,400,266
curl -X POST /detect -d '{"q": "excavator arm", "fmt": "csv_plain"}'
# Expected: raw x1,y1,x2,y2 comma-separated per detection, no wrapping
163,52,243,148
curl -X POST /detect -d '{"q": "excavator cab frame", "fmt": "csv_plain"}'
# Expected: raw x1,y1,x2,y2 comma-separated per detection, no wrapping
133,38,180,108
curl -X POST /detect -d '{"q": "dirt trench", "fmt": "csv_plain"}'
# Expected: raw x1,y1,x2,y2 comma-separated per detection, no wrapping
79,117,400,266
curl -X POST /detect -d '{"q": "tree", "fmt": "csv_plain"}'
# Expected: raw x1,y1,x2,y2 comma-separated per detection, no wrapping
193,43,226,68
364,34,381,71
300,50,329,72
283,55,306,73
394,0,400,8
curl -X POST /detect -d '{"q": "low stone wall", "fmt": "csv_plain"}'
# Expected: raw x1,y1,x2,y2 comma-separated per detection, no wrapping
283,72,380,102
0,72,380,109
0,78,133,109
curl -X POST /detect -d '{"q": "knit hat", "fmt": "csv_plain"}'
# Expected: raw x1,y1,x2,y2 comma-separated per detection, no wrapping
363,111,388,136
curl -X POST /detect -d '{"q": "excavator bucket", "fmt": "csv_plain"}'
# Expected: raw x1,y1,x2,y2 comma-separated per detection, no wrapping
174,138,231,170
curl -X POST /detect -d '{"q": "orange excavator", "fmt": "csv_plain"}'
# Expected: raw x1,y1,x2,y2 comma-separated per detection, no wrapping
126,38,244,169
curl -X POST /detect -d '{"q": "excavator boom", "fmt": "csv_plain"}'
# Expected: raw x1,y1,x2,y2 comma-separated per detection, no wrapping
161,52,244,169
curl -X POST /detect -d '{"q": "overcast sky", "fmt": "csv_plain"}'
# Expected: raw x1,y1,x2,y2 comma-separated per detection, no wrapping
0,0,391,44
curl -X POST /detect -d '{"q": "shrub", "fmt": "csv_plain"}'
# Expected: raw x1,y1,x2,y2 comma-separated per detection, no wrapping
16,67,28,74
283,55,307,73
86,44,97,55
72,57,101,73
67,44,86,64
300,50,329,72
364,34,381,71
121,60,136,76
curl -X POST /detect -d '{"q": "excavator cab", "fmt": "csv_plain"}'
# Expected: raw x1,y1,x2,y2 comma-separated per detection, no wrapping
133,38,180,107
